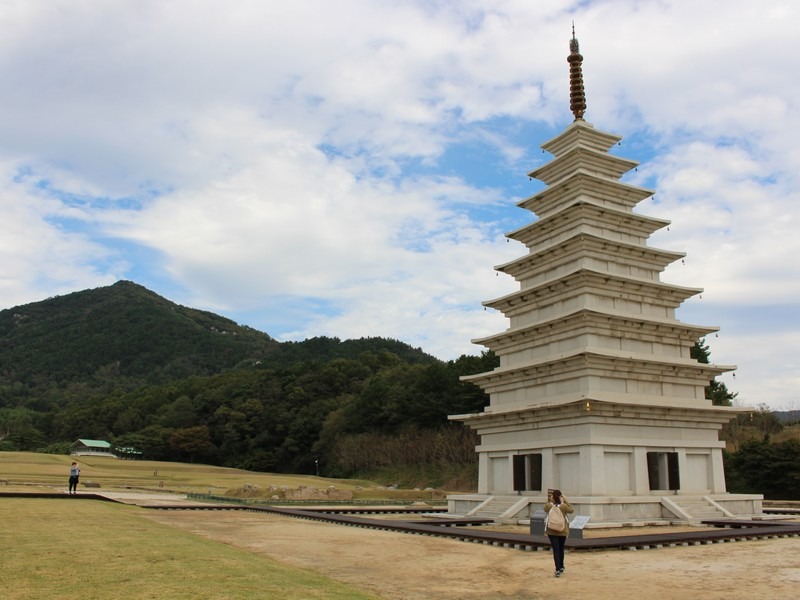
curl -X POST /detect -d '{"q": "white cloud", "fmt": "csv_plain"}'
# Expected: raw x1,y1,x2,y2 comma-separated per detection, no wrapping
0,161,120,305
710,329,800,412
98,107,521,355
641,141,800,304
0,1,798,410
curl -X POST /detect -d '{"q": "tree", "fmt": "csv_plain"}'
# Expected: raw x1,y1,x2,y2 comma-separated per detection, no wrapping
750,404,784,440
5,425,46,451
691,339,737,406
169,426,216,463
157,395,199,429
0,406,40,440
447,351,497,415
119,425,174,460
725,439,800,500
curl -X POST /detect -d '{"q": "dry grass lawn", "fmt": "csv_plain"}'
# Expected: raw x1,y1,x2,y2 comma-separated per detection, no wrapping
142,507,800,600
0,451,375,496
4,453,799,599
0,498,380,600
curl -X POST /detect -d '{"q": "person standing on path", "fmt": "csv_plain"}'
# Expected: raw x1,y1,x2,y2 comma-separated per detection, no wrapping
544,489,573,577
68,461,80,494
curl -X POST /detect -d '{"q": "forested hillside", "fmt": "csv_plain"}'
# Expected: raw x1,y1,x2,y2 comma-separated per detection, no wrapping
0,281,437,402
3,280,797,496
0,281,278,393
0,281,495,485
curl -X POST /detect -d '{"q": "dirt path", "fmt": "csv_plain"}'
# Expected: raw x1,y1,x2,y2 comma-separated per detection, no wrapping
142,509,800,599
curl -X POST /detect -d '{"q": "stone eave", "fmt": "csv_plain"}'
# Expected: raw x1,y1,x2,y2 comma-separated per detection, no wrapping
518,170,654,217
484,268,703,315
450,398,745,428
539,120,622,156
529,147,638,186
472,308,717,353
507,200,669,247
461,350,734,392
495,233,685,280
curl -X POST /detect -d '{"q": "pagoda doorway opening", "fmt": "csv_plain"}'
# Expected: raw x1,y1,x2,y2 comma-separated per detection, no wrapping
647,451,680,491
512,453,543,492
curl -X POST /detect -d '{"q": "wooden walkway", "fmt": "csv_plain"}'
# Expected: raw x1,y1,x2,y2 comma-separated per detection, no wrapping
4,492,799,552
143,502,800,552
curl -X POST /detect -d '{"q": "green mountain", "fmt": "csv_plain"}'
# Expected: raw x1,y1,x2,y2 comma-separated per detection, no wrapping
0,281,488,482
0,280,436,404
0,281,279,388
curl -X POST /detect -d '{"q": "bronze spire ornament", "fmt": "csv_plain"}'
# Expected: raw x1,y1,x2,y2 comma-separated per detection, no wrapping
568,25,586,121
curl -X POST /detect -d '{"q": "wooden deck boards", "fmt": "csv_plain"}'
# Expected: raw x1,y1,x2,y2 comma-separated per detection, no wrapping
4,492,799,552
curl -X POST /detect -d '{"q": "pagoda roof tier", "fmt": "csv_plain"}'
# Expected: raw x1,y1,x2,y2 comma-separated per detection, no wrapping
495,233,685,281
484,268,702,316
460,349,735,395
472,308,717,354
529,146,638,186
518,170,655,219
507,199,669,249
540,120,622,157
451,399,746,429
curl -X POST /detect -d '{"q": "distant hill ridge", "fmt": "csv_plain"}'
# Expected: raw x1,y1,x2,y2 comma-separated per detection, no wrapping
0,280,437,396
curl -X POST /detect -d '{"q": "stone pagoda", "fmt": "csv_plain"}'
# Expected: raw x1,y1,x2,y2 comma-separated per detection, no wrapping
448,32,762,525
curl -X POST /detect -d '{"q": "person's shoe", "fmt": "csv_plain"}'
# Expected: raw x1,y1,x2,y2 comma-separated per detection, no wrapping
559,567,565,574
554,570,561,577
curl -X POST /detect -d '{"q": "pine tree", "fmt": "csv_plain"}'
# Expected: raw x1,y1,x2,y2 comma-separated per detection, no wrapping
691,339,737,406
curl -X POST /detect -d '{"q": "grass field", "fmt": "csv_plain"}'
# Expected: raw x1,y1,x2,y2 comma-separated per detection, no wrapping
0,451,376,496
0,451,451,503
0,498,381,599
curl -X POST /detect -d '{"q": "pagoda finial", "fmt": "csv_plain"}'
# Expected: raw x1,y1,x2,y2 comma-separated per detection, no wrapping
568,24,587,121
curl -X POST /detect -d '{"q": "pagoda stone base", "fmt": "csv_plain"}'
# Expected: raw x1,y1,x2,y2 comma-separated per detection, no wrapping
446,492,764,526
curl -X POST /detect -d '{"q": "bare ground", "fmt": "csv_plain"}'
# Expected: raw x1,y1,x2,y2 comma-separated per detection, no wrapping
140,506,800,600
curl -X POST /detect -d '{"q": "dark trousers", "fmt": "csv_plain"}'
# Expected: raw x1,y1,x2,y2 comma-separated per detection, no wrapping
69,476,78,493
548,534,566,570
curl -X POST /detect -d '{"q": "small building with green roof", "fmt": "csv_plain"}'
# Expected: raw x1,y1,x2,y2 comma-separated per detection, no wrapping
70,439,114,457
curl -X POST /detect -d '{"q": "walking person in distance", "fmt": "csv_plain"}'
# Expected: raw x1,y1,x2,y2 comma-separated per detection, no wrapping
544,489,573,577
68,461,80,494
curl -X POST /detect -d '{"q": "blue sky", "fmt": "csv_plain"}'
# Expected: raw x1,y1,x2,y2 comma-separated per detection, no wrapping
1,1,798,411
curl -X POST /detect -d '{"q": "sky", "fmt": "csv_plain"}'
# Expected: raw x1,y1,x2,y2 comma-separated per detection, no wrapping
0,0,798,411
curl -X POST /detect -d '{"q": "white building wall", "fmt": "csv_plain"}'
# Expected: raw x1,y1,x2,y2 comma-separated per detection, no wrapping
686,452,711,492
605,451,633,494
